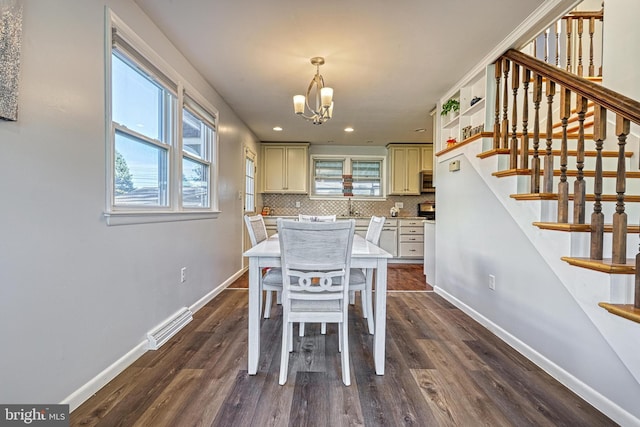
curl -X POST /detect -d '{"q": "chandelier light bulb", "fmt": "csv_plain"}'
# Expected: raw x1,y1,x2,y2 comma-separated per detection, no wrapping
320,87,333,108
293,95,305,114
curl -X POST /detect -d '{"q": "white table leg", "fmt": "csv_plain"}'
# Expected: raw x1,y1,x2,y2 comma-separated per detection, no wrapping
248,257,260,374
374,258,387,375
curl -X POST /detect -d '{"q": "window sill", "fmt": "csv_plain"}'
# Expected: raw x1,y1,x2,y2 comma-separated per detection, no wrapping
104,210,221,226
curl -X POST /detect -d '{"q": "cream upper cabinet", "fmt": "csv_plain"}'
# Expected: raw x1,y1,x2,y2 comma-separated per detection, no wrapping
260,143,309,193
421,144,433,172
388,144,422,195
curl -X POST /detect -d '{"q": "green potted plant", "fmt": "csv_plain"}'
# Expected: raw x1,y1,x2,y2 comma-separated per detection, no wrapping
440,98,460,117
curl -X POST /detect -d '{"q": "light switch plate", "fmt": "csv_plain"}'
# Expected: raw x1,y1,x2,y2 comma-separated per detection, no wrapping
395,202,403,209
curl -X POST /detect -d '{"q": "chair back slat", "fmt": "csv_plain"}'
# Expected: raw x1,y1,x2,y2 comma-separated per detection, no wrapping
244,214,268,246
365,215,386,245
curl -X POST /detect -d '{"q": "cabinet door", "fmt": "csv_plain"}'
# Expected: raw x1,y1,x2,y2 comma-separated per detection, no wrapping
284,146,308,193
261,145,308,193
421,145,433,172
262,146,285,192
404,146,422,194
389,147,408,194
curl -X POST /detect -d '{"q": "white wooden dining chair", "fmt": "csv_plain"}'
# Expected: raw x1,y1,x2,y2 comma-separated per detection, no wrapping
244,214,282,318
297,213,336,335
349,215,386,334
277,218,355,386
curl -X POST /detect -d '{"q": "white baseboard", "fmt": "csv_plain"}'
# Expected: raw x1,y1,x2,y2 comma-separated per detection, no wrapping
62,341,147,412
434,286,640,427
189,267,246,313
65,268,247,412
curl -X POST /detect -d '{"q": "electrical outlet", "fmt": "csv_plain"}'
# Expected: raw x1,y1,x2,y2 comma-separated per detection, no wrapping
295,201,301,208
488,274,495,290
395,202,403,209
181,267,187,283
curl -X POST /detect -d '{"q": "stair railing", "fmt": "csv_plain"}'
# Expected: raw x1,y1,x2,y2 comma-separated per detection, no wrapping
491,48,640,309
531,9,604,78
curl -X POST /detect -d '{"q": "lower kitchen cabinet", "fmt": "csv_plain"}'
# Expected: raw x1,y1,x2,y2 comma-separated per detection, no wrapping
398,219,424,258
379,219,398,257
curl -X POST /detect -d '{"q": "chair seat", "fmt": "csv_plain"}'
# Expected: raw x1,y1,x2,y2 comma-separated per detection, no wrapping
262,268,283,287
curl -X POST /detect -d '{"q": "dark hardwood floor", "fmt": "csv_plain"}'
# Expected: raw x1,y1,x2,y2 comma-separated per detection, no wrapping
71,266,615,426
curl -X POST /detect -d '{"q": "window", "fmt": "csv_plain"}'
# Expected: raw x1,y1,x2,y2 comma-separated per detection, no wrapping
313,159,344,195
111,52,174,207
352,160,382,196
244,149,256,213
311,156,384,198
182,98,214,208
106,12,219,225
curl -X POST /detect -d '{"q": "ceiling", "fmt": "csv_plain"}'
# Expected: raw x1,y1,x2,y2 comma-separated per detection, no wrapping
134,0,546,146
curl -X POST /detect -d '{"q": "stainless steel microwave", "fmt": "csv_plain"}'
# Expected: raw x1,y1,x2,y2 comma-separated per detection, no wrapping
421,172,435,193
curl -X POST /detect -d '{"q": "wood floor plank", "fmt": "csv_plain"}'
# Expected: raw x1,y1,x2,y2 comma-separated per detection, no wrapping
70,269,616,427
416,339,515,426
134,368,203,427
289,372,331,426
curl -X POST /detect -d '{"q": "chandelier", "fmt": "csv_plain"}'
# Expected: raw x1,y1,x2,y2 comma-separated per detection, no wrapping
293,57,334,125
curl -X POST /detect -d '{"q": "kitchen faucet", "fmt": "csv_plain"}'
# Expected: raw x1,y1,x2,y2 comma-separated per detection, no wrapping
347,198,357,216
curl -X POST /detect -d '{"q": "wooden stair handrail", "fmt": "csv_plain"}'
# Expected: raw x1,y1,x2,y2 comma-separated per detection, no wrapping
502,49,640,125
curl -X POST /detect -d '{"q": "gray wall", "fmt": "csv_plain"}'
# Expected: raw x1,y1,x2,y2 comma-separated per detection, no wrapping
0,0,259,405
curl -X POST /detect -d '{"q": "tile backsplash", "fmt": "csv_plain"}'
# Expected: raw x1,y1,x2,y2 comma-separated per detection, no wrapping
260,193,435,218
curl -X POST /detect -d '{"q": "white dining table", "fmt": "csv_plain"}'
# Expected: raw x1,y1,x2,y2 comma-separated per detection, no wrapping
242,232,393,375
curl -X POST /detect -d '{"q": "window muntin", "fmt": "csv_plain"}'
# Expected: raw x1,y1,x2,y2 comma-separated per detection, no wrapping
107,14,219,221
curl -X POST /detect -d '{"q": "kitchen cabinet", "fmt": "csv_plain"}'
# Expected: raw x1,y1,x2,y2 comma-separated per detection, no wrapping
260,143,309,193
398,219,424,258
421,144,433,172
387,144,422,195
423,220,435,285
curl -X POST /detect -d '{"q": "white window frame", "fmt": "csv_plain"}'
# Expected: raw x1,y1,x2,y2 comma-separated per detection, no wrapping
310,155,386,200
105,10,219,226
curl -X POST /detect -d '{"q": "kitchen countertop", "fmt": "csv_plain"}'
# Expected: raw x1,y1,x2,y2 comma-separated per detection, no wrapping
262,215,428,220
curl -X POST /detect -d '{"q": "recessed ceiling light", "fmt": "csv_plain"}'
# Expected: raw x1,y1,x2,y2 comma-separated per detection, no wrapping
344,127,354,132
273,126,283,131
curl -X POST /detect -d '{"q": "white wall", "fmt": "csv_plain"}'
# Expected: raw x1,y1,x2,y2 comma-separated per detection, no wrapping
434,150,640,422
433,0,640,422
0,0,259,406
602,0,640,101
